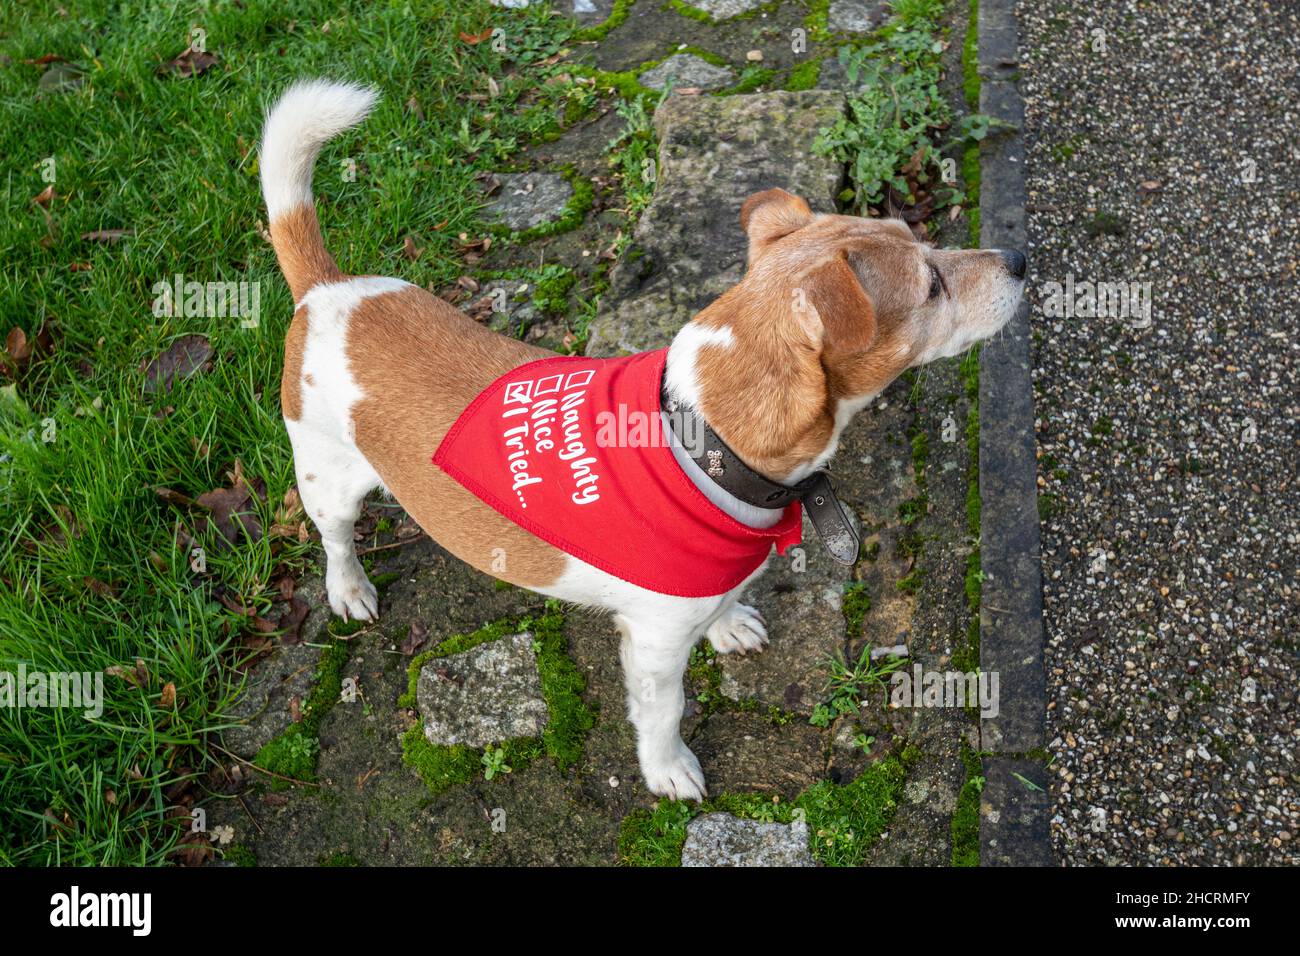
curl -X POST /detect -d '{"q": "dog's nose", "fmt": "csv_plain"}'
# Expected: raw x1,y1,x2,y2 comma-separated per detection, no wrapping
999,249,1027,279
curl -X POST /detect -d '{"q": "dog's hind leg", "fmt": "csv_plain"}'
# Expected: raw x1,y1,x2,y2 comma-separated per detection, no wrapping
287,419,383,621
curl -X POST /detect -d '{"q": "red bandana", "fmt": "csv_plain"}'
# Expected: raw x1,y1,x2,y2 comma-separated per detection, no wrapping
432,348,802,597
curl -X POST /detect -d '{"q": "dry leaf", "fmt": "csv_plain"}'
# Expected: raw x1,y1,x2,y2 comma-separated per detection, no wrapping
5,327,31,363
402,620,429,657
278,596,309,645
140,334,213,393
158,47,218,79
159,682,176,708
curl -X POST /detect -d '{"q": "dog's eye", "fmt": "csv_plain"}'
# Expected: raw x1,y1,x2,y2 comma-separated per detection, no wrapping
927,265,944,301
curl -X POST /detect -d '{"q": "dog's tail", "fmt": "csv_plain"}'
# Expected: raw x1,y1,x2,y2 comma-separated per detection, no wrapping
259,79,378,302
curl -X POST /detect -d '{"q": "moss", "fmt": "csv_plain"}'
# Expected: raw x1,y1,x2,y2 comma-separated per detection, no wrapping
785,57,823,91
896,568,924,594
320,852,360,867
950,743,983,866
222,843,257,867
897,496,927,525
570,64,658,102
618,799,694,866
952,617,980,674
399,603,594,794
962,0,980,110
686,642,723,713
401,730,482,795
532,604,597,769
668,0,713,23
721,66,776,95
562,92,595,127
370,570,401,593
327,616,369,639
842,581,872,640
530,264,577,317
252,634,351,784
617,749,915,866
911,428,930,483
571,0,635,42
804,0,832,42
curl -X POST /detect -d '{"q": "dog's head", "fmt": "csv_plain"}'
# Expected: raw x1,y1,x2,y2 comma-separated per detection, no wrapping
739,187,1024,372
684,188,1025,479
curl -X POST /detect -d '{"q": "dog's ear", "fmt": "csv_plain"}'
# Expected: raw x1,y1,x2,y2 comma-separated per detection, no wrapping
740,188,813,260
800,251,877,352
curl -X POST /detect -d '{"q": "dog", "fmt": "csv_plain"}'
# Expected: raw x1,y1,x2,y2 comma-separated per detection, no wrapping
259,79,1026,800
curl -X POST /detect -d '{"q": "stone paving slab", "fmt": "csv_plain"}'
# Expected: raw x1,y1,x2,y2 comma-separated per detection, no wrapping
485,172,574,232
638,53,736,91
681,813,816,866
974,0,1050,869
587,89,845,356
980,757,1053,866
416,633,549,747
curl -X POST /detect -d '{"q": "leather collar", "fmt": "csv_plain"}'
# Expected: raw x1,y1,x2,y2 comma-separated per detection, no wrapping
662,387,860,565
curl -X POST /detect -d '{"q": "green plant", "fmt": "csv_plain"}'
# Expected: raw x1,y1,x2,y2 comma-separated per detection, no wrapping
811,644,908,726
814,7,1007,217
481,744,512,781
606,91,663,219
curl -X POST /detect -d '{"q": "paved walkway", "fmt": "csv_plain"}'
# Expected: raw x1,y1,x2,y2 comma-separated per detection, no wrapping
1021,1,1298,864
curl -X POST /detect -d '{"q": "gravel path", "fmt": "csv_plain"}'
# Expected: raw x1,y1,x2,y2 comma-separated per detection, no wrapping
1020,0,1298,864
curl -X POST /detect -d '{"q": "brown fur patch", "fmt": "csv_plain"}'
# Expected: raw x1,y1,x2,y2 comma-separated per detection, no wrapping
692,212,939,479
344,285,568,589
270,204,340,302
281,303,308,422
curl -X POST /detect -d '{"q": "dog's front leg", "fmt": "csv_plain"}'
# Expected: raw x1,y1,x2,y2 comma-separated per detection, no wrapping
616,614,706,801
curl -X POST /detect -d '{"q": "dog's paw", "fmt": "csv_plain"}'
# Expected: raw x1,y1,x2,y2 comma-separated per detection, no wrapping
326,563,379,622
706,604,768,655
641,743,707,802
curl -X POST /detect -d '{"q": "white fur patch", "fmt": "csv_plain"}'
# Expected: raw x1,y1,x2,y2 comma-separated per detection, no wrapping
663,323,734,410
260,79,378,221
295,276,409,444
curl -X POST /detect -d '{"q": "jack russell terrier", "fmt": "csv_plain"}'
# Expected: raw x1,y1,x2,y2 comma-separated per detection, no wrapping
259,80,1026,801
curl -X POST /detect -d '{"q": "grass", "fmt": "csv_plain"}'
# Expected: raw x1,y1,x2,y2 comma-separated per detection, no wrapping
809,642,907,729
0,0,583,865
